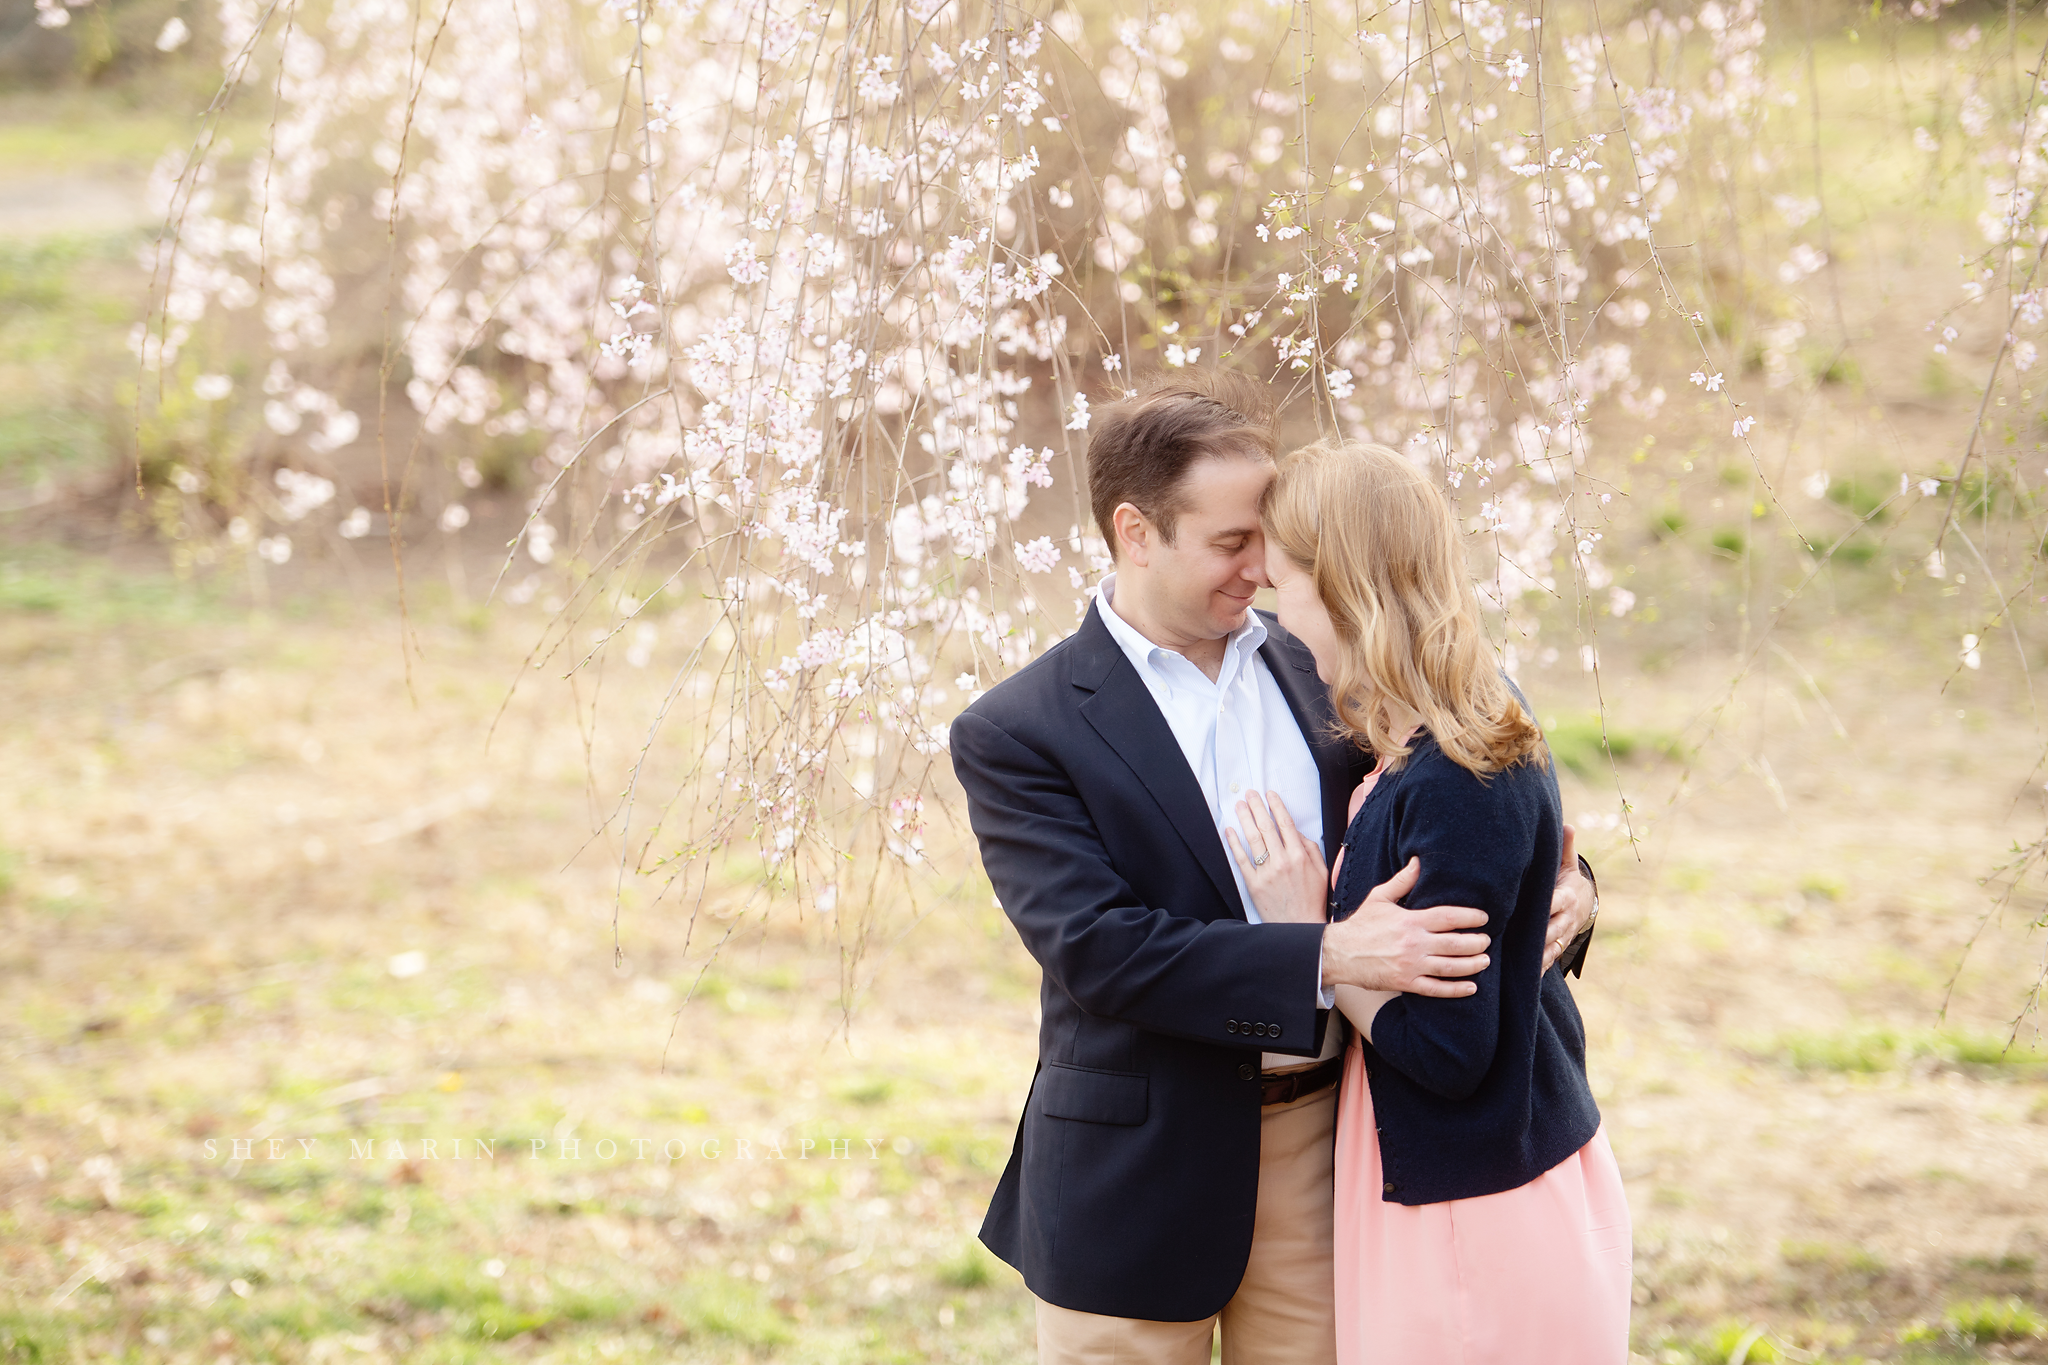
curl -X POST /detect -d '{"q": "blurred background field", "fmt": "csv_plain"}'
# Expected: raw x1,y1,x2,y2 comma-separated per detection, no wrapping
5,0,2048,1362
6,526,2048,1365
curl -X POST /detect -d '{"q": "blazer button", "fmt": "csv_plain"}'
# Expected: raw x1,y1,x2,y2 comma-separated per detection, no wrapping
1252,1022,1266,1038
1238,1063,1256,1081
1226,1020,1239,1034
1270,1023,1282,1040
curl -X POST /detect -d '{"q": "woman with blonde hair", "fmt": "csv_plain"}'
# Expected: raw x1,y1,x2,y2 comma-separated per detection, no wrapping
1224,438,1632,1364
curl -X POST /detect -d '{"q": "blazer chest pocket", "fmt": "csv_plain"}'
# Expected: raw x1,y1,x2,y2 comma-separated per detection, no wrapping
1036,1064,1148,1125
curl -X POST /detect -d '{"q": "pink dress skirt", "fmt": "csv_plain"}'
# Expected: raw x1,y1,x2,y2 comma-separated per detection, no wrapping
1332,1047,1633,1364
1329,768,1633,1365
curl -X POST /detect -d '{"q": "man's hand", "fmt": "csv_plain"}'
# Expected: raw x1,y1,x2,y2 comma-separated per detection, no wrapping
1319,857,1491,998
1542,824,1596,973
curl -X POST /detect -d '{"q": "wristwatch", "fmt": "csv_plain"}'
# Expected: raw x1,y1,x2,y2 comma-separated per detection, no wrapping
1559,854,1598,978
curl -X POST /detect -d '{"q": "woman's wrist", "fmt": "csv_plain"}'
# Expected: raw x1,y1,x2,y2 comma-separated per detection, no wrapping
1334,984,1395,1040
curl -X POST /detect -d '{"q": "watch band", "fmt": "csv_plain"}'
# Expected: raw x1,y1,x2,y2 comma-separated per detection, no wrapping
1562,853,1598,978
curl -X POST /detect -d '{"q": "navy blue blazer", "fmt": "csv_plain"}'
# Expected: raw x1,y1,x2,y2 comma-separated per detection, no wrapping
950,603,1373,1321
1331,728,1602,1206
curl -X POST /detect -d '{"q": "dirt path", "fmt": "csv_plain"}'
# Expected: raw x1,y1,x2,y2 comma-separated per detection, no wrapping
0,174,149,240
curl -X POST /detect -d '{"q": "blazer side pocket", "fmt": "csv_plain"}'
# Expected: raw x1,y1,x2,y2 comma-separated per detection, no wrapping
1035,1063,1149,1125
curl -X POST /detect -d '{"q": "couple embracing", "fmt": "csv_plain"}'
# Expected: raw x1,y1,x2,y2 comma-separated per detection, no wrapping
950,371,1633,1364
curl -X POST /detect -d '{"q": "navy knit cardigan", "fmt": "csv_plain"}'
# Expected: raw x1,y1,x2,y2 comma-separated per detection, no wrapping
1331,726,1602,1206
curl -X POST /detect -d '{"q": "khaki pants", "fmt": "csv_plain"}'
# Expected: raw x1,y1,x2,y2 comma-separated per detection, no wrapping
1033,1084,1338,1365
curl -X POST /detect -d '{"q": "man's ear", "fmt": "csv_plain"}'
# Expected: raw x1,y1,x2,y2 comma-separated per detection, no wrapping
1111,502,1154,567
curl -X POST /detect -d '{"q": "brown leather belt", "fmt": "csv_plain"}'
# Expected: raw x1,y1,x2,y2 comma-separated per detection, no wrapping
1259,1054,1342,1107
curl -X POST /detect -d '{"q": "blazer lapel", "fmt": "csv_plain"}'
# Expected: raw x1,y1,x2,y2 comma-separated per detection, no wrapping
1069,607,1246,918
1257,619,1371,859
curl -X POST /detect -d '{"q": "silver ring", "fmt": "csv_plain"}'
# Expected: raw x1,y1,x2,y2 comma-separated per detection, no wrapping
1251,851,1270,867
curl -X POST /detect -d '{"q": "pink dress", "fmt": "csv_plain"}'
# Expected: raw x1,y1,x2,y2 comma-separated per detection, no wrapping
1329,775,1634,1365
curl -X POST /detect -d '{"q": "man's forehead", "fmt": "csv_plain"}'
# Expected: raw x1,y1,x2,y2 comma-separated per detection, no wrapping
1178,455,1276,526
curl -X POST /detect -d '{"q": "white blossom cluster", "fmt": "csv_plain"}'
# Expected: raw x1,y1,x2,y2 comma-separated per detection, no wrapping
126,0,1844,906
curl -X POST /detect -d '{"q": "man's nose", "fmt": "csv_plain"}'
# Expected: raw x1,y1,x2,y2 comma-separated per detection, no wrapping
1242,546,1271,588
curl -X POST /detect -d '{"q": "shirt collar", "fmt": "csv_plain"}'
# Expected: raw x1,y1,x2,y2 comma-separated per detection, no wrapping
1097,572,1267,674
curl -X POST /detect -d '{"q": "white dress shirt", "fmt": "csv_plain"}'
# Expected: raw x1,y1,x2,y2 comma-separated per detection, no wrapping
1097,576,1341,1069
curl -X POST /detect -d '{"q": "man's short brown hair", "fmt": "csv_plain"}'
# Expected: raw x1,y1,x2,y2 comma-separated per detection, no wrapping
1085,370,1279,557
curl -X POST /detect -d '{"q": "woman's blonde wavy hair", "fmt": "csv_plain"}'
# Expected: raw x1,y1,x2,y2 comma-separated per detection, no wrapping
1261,438,1547,776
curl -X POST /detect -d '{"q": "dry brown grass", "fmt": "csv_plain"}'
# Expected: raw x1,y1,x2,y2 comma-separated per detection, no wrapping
0,552,1040,1363
1,538,2045,1365
1554,637,2048,1364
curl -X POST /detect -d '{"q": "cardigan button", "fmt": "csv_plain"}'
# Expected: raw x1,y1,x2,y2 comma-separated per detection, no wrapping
1383,1181,1398,1196
1238,1063,1256,1081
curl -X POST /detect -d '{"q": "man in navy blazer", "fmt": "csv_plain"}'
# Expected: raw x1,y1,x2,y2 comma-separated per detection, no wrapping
950,372,1596,1364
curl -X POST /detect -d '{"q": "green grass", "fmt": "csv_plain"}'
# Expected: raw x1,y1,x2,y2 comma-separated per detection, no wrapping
1955,1254,2035,1275
0,94,250,176
0,239,90,310
674,1279,795,1347
1942,1034,2048,1065
377,1261,507,1315
1827,475,1893,523
1900,1296,2046,1347
0,1307,64,1363
1954,470,2022,519
1544,711,1679,778
1784,1242,1888,1280
1778,1241,1892,1319
0,233,144,491
361,1261,640,1340
1797,873,1847,902
0,554,226,626
936,1242,997,1290
1650,1321,1782,1364
225,1293,362,1343
840,1076,897,1106
1751,1029,2048,1074
0,407,110,484
1804,345,1862,387
1772,1027,1905,1073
